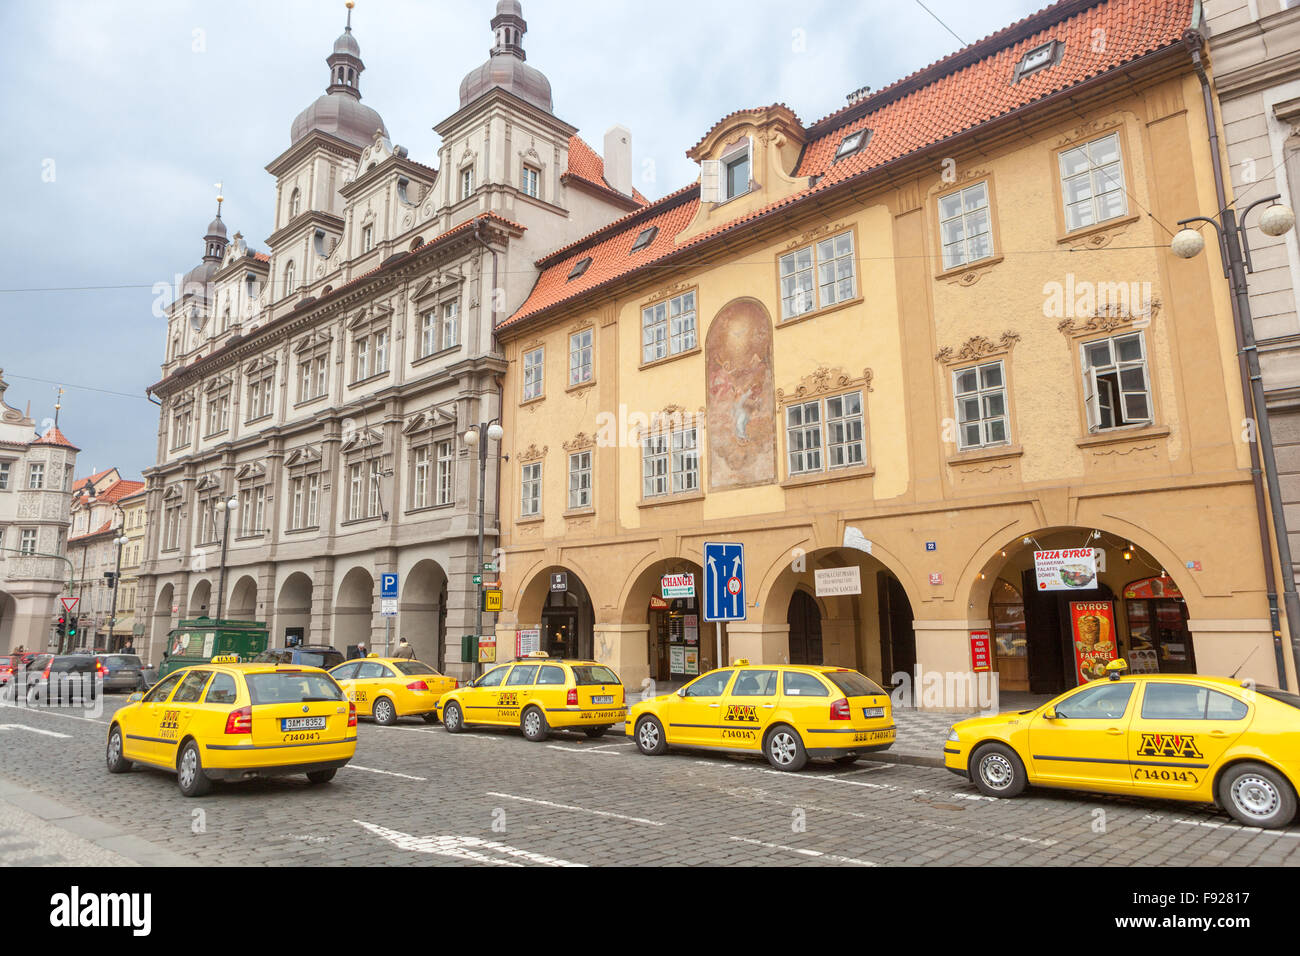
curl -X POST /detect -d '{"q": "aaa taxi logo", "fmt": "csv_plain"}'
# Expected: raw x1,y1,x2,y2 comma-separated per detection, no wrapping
724,704,759,723
1136,733,1204,759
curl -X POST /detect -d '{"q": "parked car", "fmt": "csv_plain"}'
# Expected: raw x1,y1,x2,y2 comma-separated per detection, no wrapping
253,646,346,671
0,656,15,686
97,654,147,693
25,655,99,705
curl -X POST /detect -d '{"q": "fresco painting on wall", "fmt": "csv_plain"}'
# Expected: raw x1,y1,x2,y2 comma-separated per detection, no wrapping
706,297,776,490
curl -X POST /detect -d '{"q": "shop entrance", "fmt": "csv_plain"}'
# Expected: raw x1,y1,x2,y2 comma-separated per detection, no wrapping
878,573,915,685
1121,576,1196,674
648,596,703,681
787,590,822,665
539,573,594,660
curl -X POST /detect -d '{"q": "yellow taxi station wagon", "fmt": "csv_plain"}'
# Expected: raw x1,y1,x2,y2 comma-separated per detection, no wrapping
106,656,357,797
329,655,458,725
626,661,895,772
436,654,626,741
944,662,1300,829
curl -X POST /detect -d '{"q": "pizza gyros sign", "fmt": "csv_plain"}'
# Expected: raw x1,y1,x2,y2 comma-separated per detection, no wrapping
1033,548,1098,591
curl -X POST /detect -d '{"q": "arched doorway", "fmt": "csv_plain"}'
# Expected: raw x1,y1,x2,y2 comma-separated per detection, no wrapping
974,528,1195,694
277,573,313,645
621,557,709,681
787,589,822,665
228,575,258,621
878,573,915,684
335,567,374,654
190,579,212,619
401,560,448,669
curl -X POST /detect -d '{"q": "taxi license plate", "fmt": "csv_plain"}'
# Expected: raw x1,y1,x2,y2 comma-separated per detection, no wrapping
592,695,613,705
862,706,885,718
281,717,326,731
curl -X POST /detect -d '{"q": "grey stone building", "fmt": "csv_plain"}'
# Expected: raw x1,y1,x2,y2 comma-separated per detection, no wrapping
137,2,644,675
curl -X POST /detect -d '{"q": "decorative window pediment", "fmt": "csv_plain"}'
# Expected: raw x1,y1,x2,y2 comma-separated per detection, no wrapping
341,427,384,454
403,405,456,437
284,445,323,470
412,270,465,305
244,355,276,376
235,461,268,482
203,373,234,394
294,330,332,355
162,485,184,502
348,305,393,332
195,474,221,492
935,332,1021,366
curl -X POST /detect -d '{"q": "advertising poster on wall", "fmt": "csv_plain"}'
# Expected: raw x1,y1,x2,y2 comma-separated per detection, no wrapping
1070,601,1118,683
669,644,686,674
684,614,699,645
684,648,699,675
969,630,992,672
1034,548,1098,591
516,628,540,657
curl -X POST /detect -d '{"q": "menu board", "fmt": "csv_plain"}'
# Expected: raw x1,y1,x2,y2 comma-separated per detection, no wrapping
683,649,699,675
1070,601,1118,683
669,645,686,674
684,615,699,646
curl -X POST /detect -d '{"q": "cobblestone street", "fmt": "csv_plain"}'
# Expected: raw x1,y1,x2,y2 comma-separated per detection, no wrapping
2,698,1298,867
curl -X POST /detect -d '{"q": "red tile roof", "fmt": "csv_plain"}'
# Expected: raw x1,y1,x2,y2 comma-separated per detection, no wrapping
69,520,113,544
73,469,116,493
32,426,79,450
504,0,1195,330
565,135,649,205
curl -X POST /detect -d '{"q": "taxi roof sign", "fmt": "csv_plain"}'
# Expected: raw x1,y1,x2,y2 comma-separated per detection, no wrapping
526,650,550,658
1105,658,1129,680
210,655,239,664
732,658,751,666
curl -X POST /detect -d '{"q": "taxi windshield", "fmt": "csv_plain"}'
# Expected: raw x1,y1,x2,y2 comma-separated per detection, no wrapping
245,673,344,705
571,665,619,686
393,661,440,676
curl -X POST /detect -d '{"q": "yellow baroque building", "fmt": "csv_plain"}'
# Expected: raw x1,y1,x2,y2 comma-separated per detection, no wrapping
491,0,1296,705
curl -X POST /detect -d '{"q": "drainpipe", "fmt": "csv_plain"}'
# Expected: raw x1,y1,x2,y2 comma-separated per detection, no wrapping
1185,31,1292,688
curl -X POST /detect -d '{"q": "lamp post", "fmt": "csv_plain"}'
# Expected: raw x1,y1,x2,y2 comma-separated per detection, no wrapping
1172,197,1299,685
213,494,239,621
463,420,503,678
106,531,129,651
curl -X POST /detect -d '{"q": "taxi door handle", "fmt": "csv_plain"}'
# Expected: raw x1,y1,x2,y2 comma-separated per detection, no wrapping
1106,728,1124,735
762,704,775,709
1209,730,1229,738
708,703,720,708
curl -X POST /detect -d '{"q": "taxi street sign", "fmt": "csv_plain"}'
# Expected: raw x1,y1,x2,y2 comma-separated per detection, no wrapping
703,541,745,622
482,589,503,612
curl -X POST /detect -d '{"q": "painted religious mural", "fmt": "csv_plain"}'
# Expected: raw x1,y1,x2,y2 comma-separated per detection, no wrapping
705,297,776,489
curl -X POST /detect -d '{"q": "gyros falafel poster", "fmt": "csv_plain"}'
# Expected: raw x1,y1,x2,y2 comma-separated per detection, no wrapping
1033,548,1098,591
1070,601,1118,684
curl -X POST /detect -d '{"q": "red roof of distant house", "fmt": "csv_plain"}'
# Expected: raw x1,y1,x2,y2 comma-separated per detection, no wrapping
32,426,79,450
73,469,116,493
504,0,1195,329
565,135,649,205
72,476,144,509
69,520,114,544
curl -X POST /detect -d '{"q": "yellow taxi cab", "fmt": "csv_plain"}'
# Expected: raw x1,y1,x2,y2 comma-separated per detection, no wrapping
626,660,894,771
945,659,1300,828
106,655,357,797
329,655,458,725
436,652,626,741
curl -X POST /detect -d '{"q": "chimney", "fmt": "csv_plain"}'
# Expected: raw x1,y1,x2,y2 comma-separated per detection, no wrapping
604,125,633,197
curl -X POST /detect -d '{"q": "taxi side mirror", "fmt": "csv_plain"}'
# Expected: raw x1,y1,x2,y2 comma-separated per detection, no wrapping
676,687,687,697
126,693,144,704
1044,708,1060,720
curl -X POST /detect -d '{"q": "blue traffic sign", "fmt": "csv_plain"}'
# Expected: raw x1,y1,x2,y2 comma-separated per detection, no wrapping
703,542,745,622
380,573,399,599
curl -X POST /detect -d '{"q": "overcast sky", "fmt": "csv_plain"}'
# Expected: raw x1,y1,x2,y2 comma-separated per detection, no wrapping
0,0,1045,481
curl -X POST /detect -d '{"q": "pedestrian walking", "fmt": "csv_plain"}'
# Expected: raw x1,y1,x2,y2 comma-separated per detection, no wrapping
394,637,415,660
355,642,367,659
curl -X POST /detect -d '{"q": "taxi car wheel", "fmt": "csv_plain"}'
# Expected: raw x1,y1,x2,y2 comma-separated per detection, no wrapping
177,741,212,798
106,726,132,774
970,743,1027,798
635,716,668,755
1217,762,1298,829
765,725,808,772
373,697,398,726
442,702,465,733
583,726,609,738
306,769,337,785
521,706,549,742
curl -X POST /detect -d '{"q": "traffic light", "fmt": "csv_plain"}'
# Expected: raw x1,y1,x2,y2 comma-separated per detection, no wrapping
103,571,117,587
67,616,78,640
56,615,66,639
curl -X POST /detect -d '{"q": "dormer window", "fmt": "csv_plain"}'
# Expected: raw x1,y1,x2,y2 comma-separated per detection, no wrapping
568,257,592,281
701,138,753,203
834,128,871,162
630,226,658,253
1014,40,1061,81
723,141,751,200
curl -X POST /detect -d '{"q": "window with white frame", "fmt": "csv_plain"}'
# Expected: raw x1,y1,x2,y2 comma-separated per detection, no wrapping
354,336,370,382
197,495,218,544
440,301,459,351
162,503,181,551
412,446,431,510
642,426,699,499
238,486,266,537
420,311,438,358
284,260,296,298
362,224,374,253
298,352,329,403
1081,332,1152,432
27,463,44,490
0,461,10,490
723,141,751,200
19,528,37,555
171,408,193,449
520,462,542,517
352,323,389,382
348,462,366,520
247,368,275,421
641,291,697,364
785,391,866,476
569,328,593,386
460,167,474,201
205,391,231,437
288,473,319,530
1059,132,1127,232
938,181,994,270
523,347,545,400
953,360,1009,449
435,439,454,506
567,451,592,510
290,187,301,219
779,231,856,320
521,165,540,199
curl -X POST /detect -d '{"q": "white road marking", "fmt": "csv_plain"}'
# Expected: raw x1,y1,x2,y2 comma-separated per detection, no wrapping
0,702,108,723
0,723,72,739
487,791,665,827
1143,813,1300,838
344,765,427,781
691,758,995,801
728,835,877,866
378,726,502,741
545,745,622,756
355,820,584,866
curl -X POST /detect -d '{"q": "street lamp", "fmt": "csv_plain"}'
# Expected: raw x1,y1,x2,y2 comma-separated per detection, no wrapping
1172,197,1300,685
106,532,129,651
463,420,503,677
213,495,239,622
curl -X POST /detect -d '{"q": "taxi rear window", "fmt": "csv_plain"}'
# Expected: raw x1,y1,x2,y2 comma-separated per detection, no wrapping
826,671,886,698
1257,687,1300,711
393,661,440,677
571,665,619,686
246,673,344,705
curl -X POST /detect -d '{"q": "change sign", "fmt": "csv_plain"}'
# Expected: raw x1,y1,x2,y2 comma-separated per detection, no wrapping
661,573,695,599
